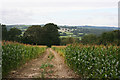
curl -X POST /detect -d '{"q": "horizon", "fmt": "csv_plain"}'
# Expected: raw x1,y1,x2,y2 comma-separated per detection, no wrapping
0,0,118,27
4,23,118,28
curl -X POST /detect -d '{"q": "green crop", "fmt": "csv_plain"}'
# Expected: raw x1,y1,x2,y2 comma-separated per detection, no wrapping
53,44,120,78
2,42,46,76
65,45,120,78
52,47,65,57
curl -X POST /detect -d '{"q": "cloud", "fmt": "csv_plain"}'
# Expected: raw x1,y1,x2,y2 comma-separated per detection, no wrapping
1,0,118,10
1,9,34,24
0,0,119,26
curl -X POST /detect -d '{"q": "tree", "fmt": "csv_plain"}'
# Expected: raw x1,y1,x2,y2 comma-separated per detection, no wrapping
81,34,97,45
43,23,60,47
23,23,60,47
112,30,120,45
8,27,22,41
60,37,80,45
23,25,43,44
2,25,8,40
86,30,120,45
100,32,114,45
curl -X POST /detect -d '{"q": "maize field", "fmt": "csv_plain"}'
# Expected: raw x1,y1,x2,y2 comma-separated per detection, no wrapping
53,44,120,78
52,46,66,57
2,42,46,76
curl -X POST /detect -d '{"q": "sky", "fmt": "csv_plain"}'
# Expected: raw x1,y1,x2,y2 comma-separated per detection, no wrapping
0,0,119,27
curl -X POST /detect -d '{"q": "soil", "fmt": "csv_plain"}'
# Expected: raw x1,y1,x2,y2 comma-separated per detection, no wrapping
6,48,80,78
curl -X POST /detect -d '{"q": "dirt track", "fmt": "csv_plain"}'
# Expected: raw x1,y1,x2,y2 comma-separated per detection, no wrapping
7,48,79,78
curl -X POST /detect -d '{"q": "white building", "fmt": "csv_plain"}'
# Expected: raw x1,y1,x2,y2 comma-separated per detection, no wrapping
58,28,72,32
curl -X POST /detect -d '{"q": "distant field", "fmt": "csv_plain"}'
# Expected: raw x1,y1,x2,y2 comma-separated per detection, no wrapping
60,36,69,38
6,25,117,39
78,37,81,40
52,45,66,48
65,32,73,35
60,36,81,40
78,33,84,35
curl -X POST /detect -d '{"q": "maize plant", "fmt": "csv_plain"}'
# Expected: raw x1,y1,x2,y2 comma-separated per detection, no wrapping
2,42,46,76
52,46,66,57
65,44,120,78
52,44,120,78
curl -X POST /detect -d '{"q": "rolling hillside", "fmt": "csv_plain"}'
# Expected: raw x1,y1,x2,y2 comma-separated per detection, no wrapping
6,25,118,40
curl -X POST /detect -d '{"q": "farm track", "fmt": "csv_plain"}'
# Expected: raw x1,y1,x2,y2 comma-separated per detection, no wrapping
7,48,79,78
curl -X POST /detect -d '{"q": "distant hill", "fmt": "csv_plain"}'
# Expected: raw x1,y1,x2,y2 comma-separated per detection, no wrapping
75,26,118,30
6,25,118,31
6,25,118,39
6,25,31,32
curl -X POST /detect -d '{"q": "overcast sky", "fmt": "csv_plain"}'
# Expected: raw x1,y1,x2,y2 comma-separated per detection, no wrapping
0,0,119,27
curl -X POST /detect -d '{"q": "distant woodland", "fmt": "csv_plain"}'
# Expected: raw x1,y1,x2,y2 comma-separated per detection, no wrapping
2,23,120,46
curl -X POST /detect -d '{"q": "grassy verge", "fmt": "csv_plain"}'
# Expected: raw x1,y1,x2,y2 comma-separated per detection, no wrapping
52,46,66,57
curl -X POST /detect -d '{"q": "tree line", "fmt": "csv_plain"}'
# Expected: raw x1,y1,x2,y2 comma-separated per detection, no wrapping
2,23,120,46
2,23,60,47
81,30,120,46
